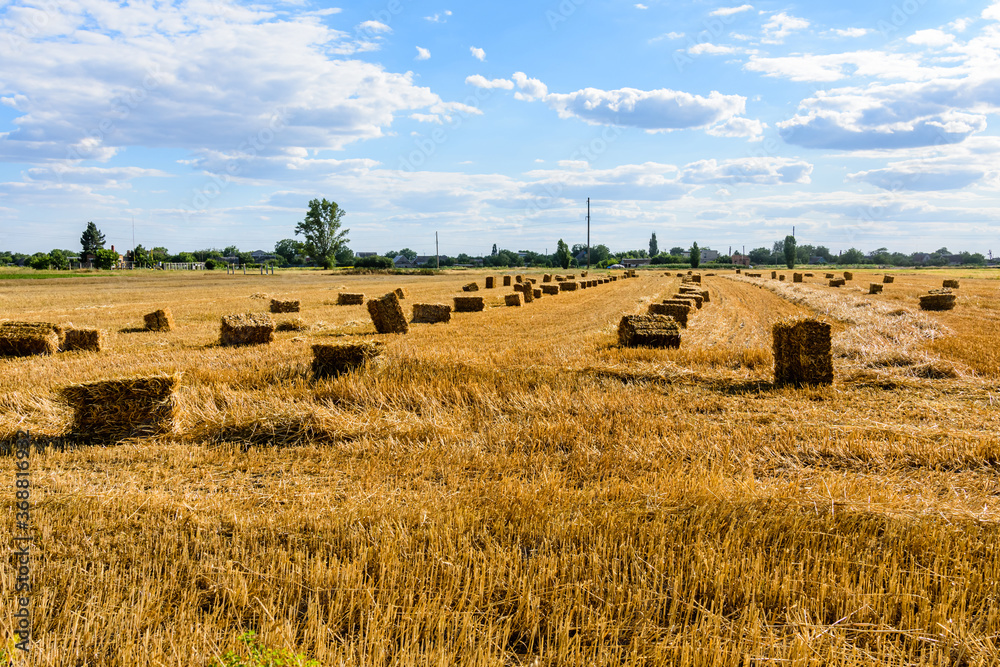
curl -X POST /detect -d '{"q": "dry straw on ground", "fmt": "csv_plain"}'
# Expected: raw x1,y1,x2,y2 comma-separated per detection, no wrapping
63,328,102,352
311,341,383,378
884,275,895,283
411,303,451,324
504,293,522,307
0,321,62,356
869,283,884,295
648,302,690,327
453,296,486,312
618,314,681,348
943,279,960,289
367,292,409,334
144,308,175,331
462,282,479,292
336,293,364,305
220,312,276,346
269,299,300,313
559,281,579,292
772,317,833,386
541,284,560,295
673,293,703,308
394,287,408,300
920,292,957,311
61,373,180,441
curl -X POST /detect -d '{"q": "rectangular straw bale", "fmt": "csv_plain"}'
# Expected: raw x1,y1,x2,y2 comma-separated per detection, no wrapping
883,275,895,283
672,293,702,308
504,293,522,307
793,273,803,283
772,318,833,386
312,341,383,379
804,273,814,277
559,281,579,291
144,308,175,331
779,275,786,281
542,274,553,282
691,274,701,283
269,299,300,313
462,282,480,292
580,281,588,289
411,303,452,324
394,287,408,300
275,318,307,332
0,321,62,357
567,274,576,279
919,293,956,311
943,279,960,289
676,273,685,277
61,374,179,441
843,271,854,281
485,277,495,289
541,284,560,295
515,275,523,283
771,271,777,279
337,293,365,305
454,296,486,312
220,312,275,346
647,302,690,327
618,315,681,348
829,279,846,287
825,273,835,279
869,283,884,294
366,292,409,334
532,288,542,298
63,328,102,352
503,275,512,286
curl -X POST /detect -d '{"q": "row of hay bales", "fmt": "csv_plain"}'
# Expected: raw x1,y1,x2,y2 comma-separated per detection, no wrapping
618,276,711,348
0,322,102,357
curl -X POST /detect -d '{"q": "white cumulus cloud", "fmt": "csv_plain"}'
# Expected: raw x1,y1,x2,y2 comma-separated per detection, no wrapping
415,46,431,60
710,4,754,17
466,75,514,90
470,46,486,61
762,12,810,43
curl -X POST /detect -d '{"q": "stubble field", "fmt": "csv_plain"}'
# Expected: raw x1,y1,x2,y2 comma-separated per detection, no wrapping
1,267,999,666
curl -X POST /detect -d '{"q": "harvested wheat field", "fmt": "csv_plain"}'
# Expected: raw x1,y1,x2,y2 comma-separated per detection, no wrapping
2,268,1000,666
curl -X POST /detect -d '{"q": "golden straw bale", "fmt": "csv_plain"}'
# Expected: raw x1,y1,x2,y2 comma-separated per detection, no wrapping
515,275,523,283
453,296,486,312
869,283,884,295
567,274,576,279
63,328,102,352
269,299,300,313
843,271,854,280
829,279,846,287
825,273,835,279
541,284,560,295
532,288,542,299
883,275,895,284
793,273,803,283
919,293,957,311
736,268,742,274
779,275,786,281
144,308,175,331
61,374,180,441
672,293,703,308
772,318,833,386
543,274,553,282
618,315,681,348
504,293,522,307
366,292,409,334
503,275,512,286
804,273,814,277
394,287,407,300
275,318,307,332
771,271,777,279
580,281,588,290
220,312,275,346
311,341,383,379
559,281,579,292
462,282,480,292
581,271,588,277
337,293,365,305
411,303,452,324
943,279,960,289
648,302,690,327
676,273,685,277
485,276,495,289
0,322,62,357
554,275,566,282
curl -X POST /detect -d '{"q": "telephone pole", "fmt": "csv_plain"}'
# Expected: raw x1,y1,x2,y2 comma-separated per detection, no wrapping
586,198,591,269
435,231,439,270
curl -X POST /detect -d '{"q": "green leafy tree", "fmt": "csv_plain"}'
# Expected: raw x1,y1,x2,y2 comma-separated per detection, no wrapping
223,245,240,257
295,198,350,269
554,239,571,269
150,247,170,262
80,222,105,256
171,252,198,263
354,255,393,269
783,235,797,269
455,253,473,265
837,248,866,265
274,239,305,264
334,246,355,266
28,252,52,270
670,246,685,256
49,249,69,270
748,247,772,265
204,259,217,270
649,232,658,257
690,242,701,269
95,248,119,270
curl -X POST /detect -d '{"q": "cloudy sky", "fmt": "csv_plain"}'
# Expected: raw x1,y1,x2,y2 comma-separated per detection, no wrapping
2,0,999,258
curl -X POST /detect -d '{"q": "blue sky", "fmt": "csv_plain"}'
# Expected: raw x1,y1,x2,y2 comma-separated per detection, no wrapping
2,0,999,258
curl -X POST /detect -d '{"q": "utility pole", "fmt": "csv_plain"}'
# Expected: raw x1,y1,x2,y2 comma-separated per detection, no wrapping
435,231,439,270
586,198,591,269
132,216,135,268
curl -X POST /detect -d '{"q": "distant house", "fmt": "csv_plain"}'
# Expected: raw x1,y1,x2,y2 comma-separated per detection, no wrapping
574,250,589,265
250,250,277,262
393,255,416,269
681,249,720,263
911,253,930,265
947,254,963,265
730,253,750,267
621,258,652,268
413,255,445,267
355,252,378,258
809,256,826,264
